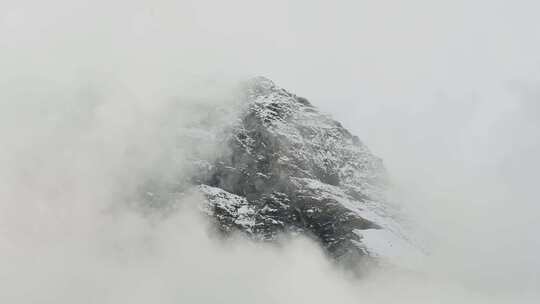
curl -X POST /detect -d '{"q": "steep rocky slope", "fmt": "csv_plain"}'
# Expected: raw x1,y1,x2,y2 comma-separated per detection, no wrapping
188,77,414,261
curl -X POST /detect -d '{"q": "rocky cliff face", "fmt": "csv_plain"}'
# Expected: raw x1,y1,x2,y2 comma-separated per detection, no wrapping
188,77,413,261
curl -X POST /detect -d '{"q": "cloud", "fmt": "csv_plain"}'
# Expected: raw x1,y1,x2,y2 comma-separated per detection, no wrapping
1,0,539,302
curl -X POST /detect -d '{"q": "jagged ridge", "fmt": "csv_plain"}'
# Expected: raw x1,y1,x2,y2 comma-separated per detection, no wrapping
197,77,407,259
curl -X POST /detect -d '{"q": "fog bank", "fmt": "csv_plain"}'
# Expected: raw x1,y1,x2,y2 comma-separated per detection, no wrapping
1,0,539,303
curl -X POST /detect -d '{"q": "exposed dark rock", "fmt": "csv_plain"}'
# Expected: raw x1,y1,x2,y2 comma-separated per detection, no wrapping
196,77,405,259
136,77,414,261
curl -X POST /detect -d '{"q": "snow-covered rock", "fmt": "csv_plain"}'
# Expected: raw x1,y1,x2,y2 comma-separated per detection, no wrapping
194,77,416,261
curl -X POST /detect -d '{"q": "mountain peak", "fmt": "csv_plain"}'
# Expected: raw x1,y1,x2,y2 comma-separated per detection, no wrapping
194,79,415,262
138,77,416,263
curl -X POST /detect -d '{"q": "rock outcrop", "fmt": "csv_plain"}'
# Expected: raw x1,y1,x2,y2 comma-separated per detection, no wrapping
191,77,412,260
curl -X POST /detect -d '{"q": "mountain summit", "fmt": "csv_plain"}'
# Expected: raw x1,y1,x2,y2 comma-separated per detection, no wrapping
191,77,414,261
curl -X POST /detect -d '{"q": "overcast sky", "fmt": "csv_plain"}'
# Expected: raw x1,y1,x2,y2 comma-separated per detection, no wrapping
2,0,539,160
